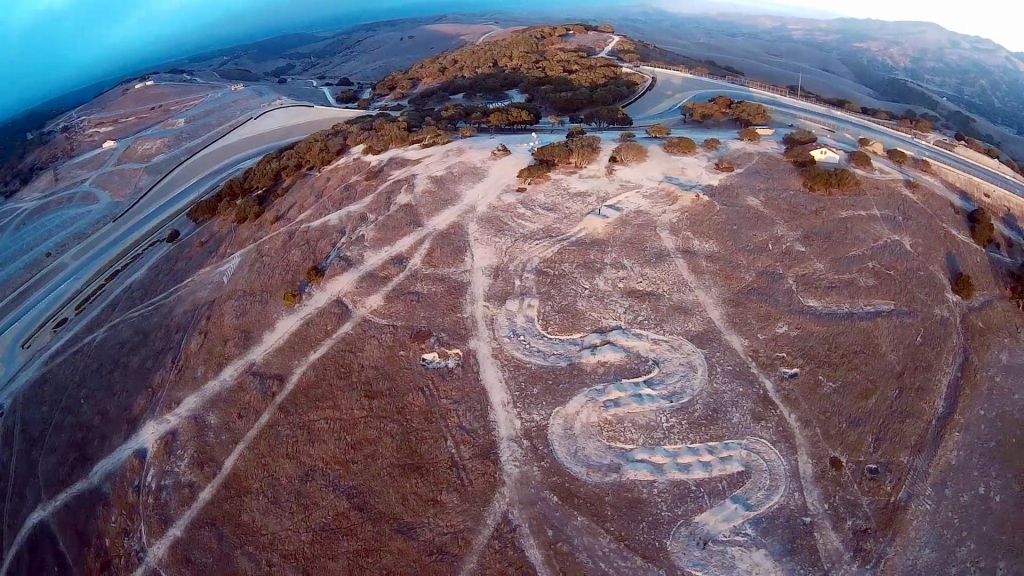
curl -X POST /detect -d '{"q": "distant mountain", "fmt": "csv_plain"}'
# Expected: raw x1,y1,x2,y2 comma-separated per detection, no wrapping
608,10,1024,158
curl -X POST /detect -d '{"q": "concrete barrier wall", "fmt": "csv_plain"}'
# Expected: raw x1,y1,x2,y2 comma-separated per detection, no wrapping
932,162,1024,216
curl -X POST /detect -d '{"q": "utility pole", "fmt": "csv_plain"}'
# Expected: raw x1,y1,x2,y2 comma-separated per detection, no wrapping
797,72,802,99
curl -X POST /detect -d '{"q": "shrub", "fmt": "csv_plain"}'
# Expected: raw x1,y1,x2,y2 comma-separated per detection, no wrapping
165,229,181,243
738,127,761,142
857,137,873,148
610,142,648,165
305,266,326,286
782,129,817,149
663,137,698,155
619,131,636,142
336,89,360,104
702,138,721,151
491,143,511,158
487,104,540,128
886,148,909,165
911,157,933,173
913,119,933,132
645,124,671,138
730,101,771,127
517,163,553,184
356,99,372,110
415,126,452,148
951,272,975,300
567,126,587,139
848,150,873,169
534,135,603,168
283,291,301,307
459,126,478,138
967,207,996,247
714,160,735,173
583,106,632,127
802,166,859,194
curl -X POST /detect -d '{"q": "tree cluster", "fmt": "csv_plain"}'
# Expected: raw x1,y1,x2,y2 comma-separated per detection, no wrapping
801,166,860,194
582,106,632,127
683,96,771,127
187,114,455,224
374,25,643,116
518,133,603,184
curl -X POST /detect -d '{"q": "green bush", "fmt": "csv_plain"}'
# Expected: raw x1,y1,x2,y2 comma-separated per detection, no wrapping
534,135,603,168
802,166,859,194
582,106,632,127
610,142,648,165
886,148,909,165
738,127,760,142
848,150,872,169
951,272,975,300
517,163,553,184
645,124,671,138
782,129,817,149
663,137,697,155
968,207,996,247
702,138,721,151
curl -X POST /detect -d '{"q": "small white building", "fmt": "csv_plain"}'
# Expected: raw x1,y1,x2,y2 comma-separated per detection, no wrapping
230,83,245,91
102,140,118,149
809,146,841,164
133,80,155,90
753,126,775,136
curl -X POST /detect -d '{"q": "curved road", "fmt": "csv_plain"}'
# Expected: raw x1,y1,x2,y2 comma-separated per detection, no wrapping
0,105,365,396
626,67,1024,201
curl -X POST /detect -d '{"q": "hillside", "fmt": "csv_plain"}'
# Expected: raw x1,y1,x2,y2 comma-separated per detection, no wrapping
2,14,1024,576
3,108,1024,574
609,10,1024,160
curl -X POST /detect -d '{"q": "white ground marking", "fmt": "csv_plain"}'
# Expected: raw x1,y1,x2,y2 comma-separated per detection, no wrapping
496,211,787,574
457,488,509,576
656,223,850,574
465,222,551,576
134,232,438,575
0,147,521,575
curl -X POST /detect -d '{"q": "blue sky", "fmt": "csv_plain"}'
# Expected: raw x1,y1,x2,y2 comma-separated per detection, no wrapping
1,0,1020,122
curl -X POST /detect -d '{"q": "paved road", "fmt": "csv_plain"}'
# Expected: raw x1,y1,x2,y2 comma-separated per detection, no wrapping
0,105,365,393
627,67,1024,200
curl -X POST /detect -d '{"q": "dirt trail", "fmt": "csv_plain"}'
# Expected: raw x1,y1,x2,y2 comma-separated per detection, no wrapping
0,149,522,575
655,222,850,574
492,203,787,574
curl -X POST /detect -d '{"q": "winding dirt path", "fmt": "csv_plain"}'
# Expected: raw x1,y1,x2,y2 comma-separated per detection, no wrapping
493,214,787,574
